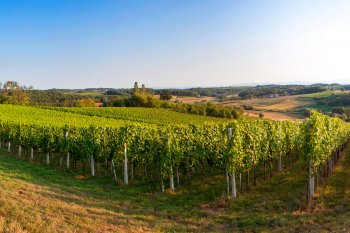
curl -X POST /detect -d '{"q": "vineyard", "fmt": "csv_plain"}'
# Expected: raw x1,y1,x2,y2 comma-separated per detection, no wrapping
47,106,229,125
0,104,349,206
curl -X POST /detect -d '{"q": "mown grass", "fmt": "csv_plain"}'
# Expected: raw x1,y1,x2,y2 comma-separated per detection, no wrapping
0,148,350,232
298,90,347,99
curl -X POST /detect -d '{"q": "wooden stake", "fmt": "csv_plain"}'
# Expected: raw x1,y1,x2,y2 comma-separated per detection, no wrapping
124,143,128,185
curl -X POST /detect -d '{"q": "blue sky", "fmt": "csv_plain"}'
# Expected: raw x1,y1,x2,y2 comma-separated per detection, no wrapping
0,0,349,89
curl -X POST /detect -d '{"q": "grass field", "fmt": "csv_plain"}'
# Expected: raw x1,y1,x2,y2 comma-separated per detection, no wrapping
243,110,305,120
168,95,312,120
225,95,313,111
299,90,349,99
1,146,350,232
302,90,350,114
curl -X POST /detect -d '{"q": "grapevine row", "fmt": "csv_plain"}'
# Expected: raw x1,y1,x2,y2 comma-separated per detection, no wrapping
0,105,349,201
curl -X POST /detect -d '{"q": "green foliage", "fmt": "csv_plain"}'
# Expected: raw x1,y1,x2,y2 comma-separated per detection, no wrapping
0,81,31,105
0,105,348,188
133,82,140,94
301,111,350,170
106,90,241,119
316,93,350,106
48,107,229,125
160,91,172,100
75,99,96,107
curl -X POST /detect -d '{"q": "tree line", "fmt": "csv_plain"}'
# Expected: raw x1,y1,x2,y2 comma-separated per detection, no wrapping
104,82,242,119
0,81,100,106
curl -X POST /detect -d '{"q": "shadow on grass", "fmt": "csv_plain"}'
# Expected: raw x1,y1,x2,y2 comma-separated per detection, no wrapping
0,148,335,232
0,151,226,231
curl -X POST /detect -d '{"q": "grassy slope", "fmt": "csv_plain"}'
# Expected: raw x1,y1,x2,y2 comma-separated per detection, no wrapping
300,90,350,113
299,90,348,99
0,148,350,232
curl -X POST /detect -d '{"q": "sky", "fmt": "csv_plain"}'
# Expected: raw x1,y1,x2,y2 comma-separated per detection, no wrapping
0,0,350,89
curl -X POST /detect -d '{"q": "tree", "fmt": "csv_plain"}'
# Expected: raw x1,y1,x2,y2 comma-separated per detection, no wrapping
75,99,96,107
141,84,146,95
259,112,265,118
134,82,139,94
332,107,345,115
1,81,31,105
160,91,172,101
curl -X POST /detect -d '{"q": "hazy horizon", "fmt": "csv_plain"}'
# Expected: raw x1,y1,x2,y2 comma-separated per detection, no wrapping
42,81,349,91
1,0,350,89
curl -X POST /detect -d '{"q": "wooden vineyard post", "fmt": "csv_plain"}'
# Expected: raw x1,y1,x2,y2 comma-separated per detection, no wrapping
46,152,50,164
239,173,243,194
160,171,165,194
170,166,175,191
8,141,10,153
231,172,237,199
65,132,70,169
228,128,237,199
166,132,175,191
278,155,282,172
66,152,70,169
111,160,118,184
176,167,180,188
225,167,230,196
307,160,315,205
30,148,34,160
124,143,128,185
18,145,22,157
90,155,95,177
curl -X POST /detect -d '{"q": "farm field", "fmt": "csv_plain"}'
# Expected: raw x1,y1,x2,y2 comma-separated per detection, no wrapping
228,90,350,120
243,110,305,121
1,147,350,232
154,95,217,104
163,94,312,120
168,90,350,120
